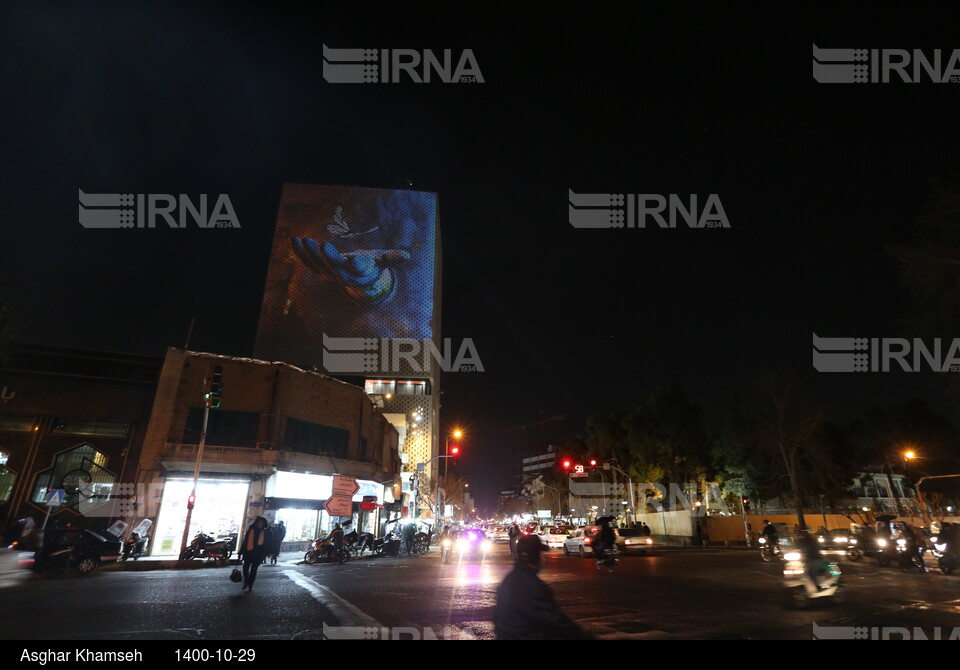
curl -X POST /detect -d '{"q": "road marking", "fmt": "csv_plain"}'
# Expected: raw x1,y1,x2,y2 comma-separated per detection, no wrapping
284,569,380,628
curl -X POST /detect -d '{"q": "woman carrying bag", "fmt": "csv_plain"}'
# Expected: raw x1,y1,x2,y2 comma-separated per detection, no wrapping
238,516,268,591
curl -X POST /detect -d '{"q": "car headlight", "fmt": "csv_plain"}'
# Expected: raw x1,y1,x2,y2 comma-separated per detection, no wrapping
481,540,492,551
784,552,802,561
896,539,906,547
645,538,653,544
456,539,468,551
850,538,857,544
930,536,938,543
625,540,632,545
817,536,825,543
877,539,887,547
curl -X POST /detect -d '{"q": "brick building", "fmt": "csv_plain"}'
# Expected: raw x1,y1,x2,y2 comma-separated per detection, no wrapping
135,348,401,556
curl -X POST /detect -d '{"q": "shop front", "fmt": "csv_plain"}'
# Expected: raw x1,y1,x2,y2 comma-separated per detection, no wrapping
262,471,390,550
152,477,250,556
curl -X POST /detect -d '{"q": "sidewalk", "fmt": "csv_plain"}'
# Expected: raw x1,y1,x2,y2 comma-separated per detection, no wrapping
102,550,314,572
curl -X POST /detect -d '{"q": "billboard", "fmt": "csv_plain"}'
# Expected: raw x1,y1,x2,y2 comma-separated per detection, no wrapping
255,184,439,374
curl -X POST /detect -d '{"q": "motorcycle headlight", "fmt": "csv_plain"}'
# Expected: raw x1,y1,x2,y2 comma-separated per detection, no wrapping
442,540,451,548
935,543,947,552
897,539,906,547
877,539,887,547
758,537,766,544
784,552,802,561
850,538,857,544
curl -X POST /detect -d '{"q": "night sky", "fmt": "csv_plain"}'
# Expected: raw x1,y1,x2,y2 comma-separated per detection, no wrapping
3,4,960,513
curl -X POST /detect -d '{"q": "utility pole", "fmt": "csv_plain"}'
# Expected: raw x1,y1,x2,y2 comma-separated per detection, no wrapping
179,363,222,558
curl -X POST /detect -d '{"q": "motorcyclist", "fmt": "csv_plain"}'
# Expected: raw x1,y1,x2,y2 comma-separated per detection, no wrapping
594,517,616,567
761,520,780,553
900,523,927,572
326,524,344,558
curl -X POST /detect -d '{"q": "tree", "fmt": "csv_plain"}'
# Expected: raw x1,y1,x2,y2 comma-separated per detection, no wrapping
732,371,825,527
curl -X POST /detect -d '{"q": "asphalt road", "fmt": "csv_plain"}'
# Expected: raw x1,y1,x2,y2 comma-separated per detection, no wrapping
3,543,959,642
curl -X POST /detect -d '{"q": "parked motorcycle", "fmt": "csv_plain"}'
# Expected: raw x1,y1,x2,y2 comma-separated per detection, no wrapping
122,532,149,561
783,551,842,607
304,535,353,564
180,531,233,563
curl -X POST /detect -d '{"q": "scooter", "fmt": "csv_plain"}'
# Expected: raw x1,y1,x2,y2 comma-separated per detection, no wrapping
783,551,842,607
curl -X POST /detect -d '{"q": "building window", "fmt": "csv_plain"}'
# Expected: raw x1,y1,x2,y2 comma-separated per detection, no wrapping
395,381,428,395
184,408,259,448
30,444,115,509
364,380,396,395
51,419,129,438
284,417,349,459
0,413,38,433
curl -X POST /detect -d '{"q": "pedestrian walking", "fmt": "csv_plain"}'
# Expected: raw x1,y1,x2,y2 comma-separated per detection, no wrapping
238,516,269,592
508,523,521,557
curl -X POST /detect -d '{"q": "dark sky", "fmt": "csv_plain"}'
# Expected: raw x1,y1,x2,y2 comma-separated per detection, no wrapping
3,4,960,513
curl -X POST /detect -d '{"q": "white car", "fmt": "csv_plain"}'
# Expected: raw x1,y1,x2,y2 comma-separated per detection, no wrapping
563,527,601,557
538,526,571,549
491,527,511,543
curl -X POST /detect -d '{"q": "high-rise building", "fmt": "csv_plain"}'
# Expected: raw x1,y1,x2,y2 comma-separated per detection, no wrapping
254,184,442,520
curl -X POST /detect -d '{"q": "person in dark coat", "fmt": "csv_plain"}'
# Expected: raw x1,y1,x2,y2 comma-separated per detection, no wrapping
238,516,269,591
494,534,594,640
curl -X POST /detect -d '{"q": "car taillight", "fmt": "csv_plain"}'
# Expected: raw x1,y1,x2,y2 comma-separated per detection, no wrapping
584,538,591,544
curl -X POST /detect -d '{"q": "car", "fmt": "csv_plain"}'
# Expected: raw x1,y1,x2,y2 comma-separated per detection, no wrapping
491,527,510,543
615,527,655,555
563,527,601,558
538,526,571,549
453,528,493,559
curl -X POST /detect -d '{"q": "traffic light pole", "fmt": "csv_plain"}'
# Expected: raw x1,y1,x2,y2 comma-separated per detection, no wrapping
179,371,214,558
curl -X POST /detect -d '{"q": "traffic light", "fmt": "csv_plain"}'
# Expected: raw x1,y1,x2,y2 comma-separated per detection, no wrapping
449,444,461,459
205,365,223,408
588,458,598,467
742,497,750,512
187,493,196,510
561,459,572,469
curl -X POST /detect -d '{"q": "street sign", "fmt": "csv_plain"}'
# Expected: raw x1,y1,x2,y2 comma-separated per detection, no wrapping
45,489,65,507
332,476,360,498
359,501,377,511
324,496,353,517
570,464,588,478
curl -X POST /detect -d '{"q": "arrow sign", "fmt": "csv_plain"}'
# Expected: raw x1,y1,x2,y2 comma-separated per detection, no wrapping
45,489,65,507
332,476,359,498
324,496,353,517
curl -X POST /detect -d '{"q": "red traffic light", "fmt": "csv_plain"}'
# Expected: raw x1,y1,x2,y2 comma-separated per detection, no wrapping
562,459,572,469
589,459,598,467
187,493,196,510
450,445,460,457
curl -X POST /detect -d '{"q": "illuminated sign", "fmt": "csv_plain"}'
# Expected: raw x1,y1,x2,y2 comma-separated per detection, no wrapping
255,184,439,375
